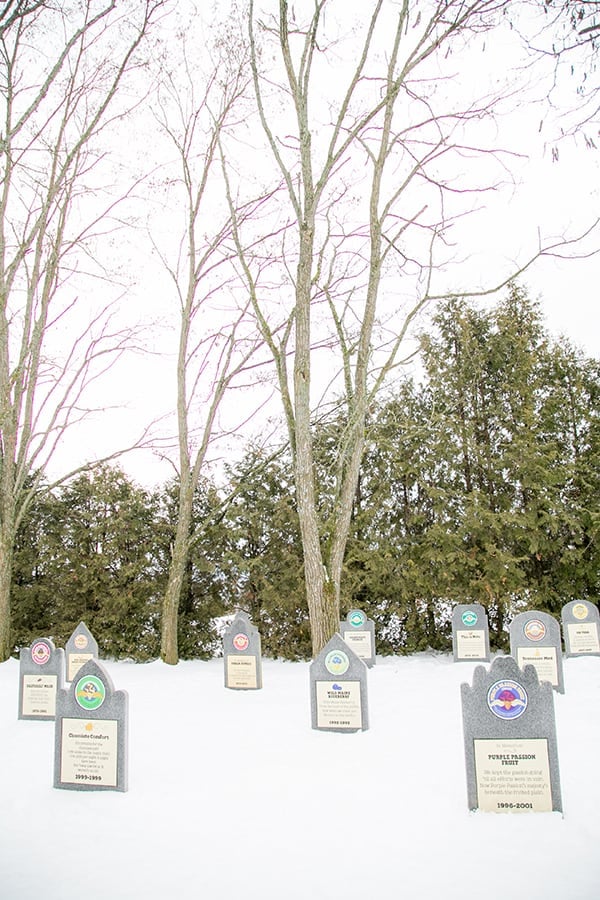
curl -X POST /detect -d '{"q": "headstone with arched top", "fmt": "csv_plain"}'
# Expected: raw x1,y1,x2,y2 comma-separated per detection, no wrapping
18,637,65,720
452,603,490,662
561,600,600,658
339,608,376,667
509,611,564,693
53,658,128,792
223,611,263,690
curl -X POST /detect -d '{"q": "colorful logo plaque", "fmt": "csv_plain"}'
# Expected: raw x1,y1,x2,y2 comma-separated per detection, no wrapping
31,641,51,666
75,675,106,711
572,603,589,621
325,650,350,676
462,610,478,627
233,633,249,652
487,679,528,720
524,619,546,642
349,611,366,628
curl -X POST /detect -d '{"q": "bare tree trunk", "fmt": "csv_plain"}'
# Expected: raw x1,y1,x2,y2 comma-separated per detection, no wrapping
160,486,194,665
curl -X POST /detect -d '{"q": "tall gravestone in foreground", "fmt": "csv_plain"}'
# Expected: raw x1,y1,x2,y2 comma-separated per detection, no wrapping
310,633,368,732
461,655,562,813
509,610,565,693
65,621,99,683
339,608,376,668
223,611,263,690
452,603,490,662
54,658,128,792
561,600,600,658
18,637,65,721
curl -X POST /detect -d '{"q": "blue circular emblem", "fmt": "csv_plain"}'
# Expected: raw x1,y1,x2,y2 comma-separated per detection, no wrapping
462,610,478,627
325,650,350,676
487,679,528,720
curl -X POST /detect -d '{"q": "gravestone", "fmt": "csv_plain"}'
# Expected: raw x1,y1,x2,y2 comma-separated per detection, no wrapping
65,621,99,682
452,603,490,662
18,637,65,721
54,658,128,792
223,611,262,690
339,609,376,668
461,655,562,813
561,600,600,658
509,610,565,693
310,633,368,732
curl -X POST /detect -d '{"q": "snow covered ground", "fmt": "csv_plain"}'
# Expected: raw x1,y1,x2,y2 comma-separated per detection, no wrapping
1,651,599,899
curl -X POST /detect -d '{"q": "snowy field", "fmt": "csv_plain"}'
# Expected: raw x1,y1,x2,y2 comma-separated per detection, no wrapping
1,652,599,900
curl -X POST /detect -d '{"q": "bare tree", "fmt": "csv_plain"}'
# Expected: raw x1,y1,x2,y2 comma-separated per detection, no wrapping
150,20,274,665
0,0,167,661
225,0,590,656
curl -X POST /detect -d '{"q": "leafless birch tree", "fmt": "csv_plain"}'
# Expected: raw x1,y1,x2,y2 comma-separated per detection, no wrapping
0,0,166,661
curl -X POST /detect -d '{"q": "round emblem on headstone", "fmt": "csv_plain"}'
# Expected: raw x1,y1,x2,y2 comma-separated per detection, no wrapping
31,640,51,666
572,603,589,621
75,675,106,711
461,610,478,627
349,610,366,628
524,619,546,642
487,679,528,720
325,649,350,676
233,633,249,652
74,633,88,649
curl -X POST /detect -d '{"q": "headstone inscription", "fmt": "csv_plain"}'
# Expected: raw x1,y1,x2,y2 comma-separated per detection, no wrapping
18,637,65,721
65,621,99,682
339,608,376,668
452,603,490,662
561,600,600,658
223,611,262,690
310,633,368,732
54,658,128,792
509,610,565,693
461,655,562,813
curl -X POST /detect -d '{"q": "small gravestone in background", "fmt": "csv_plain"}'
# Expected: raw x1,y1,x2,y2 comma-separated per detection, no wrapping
65,621,99,683
339,609,376,668
509,610,565,693
461,655,562,813
18,637,65,721
310,633,368,732
452,603,490,662
223,611,263,690
54,658,128,792
561,600,600,658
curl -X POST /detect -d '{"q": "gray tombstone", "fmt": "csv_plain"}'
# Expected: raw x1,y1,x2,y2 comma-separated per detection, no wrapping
461,655,562,813
561,600,600,658
339,608,376,668
18,637,65,721
54,658,128,792
223,611,263,690
509,610,564,693
310,633,368,732
65,621,99,682
452,603,490,662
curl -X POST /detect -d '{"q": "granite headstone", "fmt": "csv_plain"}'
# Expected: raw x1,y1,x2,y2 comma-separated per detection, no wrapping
65,621,99,682
452,603,490,662
18,637,65,721
561,600,600,658
509,610,564,693
54,658,128,792
461,655,562,813
339,608,376,668
310,633,368,732
223,611,263,690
